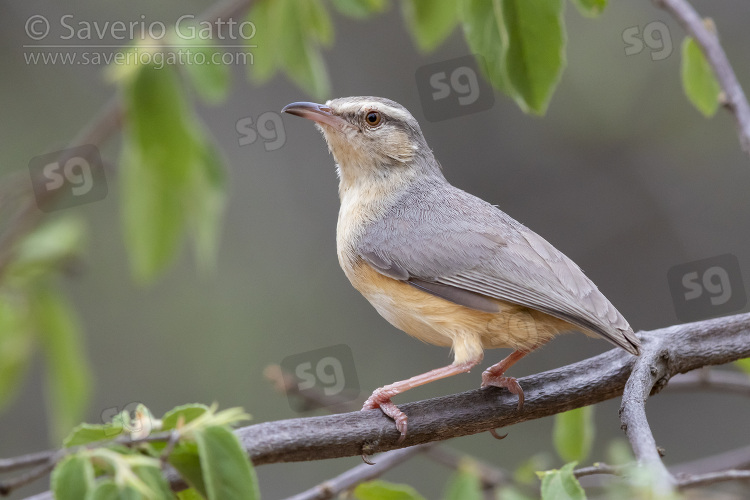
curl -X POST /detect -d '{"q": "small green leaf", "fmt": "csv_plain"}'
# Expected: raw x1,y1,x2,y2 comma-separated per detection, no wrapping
187,142,227,273
443,462,482,500
569,0,606,18
540,462,586,500
33,286,92,442
8,216,86,280
162,403,210,430
181,46,232,104
0,292,33,411
353,480,426,500
87,480,120,500
195,426,260,500
553,406,594,463
51,455,95,500
169,442,208,497
497,0,567,114
133,464,174,499
329,0,388,18
63,422,123,448
681,35,721,117
736,358,750,375
306,0,334,46
120,64,196,282
402,0,459,52
177,489,205,500
461,0,512,93
246,0,279,82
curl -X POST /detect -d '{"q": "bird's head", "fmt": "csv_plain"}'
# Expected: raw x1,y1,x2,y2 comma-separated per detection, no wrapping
282,97,438,190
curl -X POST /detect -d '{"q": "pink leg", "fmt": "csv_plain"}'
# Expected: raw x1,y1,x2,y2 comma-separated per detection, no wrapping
363,358,482,442
481,349,533,410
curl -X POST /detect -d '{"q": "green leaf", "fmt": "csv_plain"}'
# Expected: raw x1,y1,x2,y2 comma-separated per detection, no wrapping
63,422,123,448
133,464,174,499
539,462,586,500
736,358,750,375
0,292,33,411
461,0,512,93
246,0,279,82
120,64,196,282
162,404,210,430
497,0,567,114
187,142,226,273
329,0,388,18
681,35,721,117
278,0,331,99
52,455,95,500
353,480,426,500
443,462,482,500
569,0,606,18
181,45,231,104
194,426,259,500
33,286,92,442
305,0,334,46
169,442,208,498
177,489,205,500
8,216,86,280
87,480,121,500
402,0,459,52
553,406,594,463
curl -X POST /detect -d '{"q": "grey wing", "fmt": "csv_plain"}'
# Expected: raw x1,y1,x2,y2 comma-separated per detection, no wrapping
357,181,640,355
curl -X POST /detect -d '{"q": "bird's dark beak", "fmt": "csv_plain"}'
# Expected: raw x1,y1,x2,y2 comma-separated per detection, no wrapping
282,102,353,131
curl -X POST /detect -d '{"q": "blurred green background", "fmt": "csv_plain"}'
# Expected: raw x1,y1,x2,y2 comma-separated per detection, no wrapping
1,0,749,498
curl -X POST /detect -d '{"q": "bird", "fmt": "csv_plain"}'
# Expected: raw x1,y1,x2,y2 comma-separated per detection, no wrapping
282,96,640,442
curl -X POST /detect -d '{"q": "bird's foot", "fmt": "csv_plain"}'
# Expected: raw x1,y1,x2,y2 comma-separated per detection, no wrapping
363,389,408,443
481,373,524,410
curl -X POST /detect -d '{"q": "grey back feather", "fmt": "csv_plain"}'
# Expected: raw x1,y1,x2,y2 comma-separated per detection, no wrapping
357,174,641,355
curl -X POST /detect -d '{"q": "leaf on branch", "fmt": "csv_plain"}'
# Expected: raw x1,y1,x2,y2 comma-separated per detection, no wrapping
353,479,426,500
736,357,750,375
553,405,594,463
569,0,607,18
120,63,227,283
461,0,566,114
247,0,331,99
402,0,459,52
0,292,33,411
443,460,483,500
539,462,586,500
51,455,96,500
681,34,721,117
496,0,567,115
329,0,388,19
32,285,92,443
194,425,260,500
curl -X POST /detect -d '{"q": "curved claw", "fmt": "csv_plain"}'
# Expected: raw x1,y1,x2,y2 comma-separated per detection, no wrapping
363,394,409,443
361,454,376,465
482,376,525,410
489,429,508,440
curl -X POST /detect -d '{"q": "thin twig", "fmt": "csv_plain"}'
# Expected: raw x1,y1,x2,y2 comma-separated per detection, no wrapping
573,462,624,479
676,469,750,490
666,368,750,397
655,0,750,156
283,444,436,500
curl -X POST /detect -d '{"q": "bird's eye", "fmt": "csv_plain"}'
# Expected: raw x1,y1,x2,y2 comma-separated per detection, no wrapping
365,111,382,127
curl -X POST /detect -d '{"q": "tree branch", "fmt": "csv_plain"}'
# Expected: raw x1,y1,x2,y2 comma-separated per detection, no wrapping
655,0,750,157
233,313,749,466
